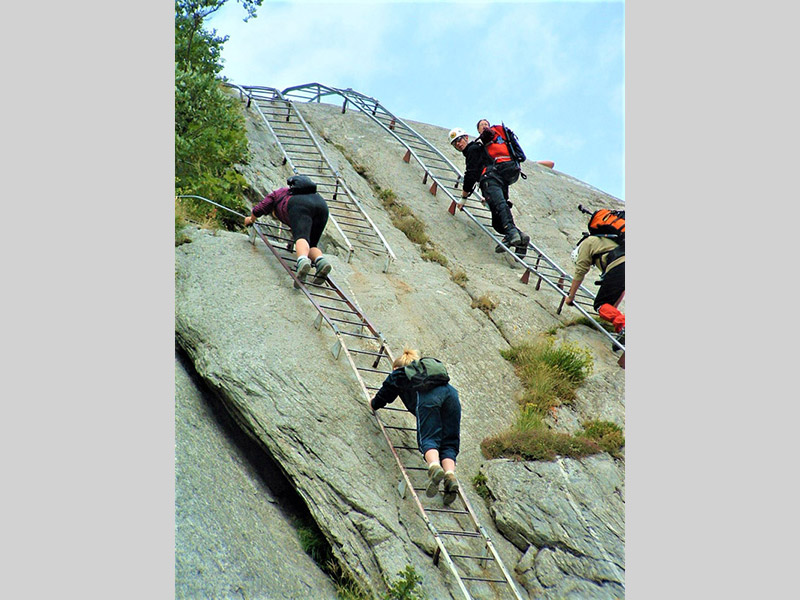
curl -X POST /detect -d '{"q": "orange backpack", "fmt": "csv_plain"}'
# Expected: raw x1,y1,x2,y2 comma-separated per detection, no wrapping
587,208,625,242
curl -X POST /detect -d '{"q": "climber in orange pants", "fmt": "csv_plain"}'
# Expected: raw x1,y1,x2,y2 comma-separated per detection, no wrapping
565,234,625,347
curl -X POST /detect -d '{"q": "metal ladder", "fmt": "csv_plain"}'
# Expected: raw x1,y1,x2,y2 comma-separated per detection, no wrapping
180,194,526,599
225,83,396,273
282,83,624,355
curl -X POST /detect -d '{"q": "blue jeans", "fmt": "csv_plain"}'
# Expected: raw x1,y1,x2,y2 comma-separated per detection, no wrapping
416,384,461,462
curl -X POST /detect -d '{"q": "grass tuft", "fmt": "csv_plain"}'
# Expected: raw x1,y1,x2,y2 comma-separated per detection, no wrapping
450,268,468,287
471,293,497,314
478,336,604,464
378,188,453,267
421,247,448,266
577,420,625,458
481,428,602,461
472,471,493,502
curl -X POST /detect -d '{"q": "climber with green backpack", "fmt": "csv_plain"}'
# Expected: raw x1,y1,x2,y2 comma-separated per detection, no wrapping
370,348,462,505
565,205,626,349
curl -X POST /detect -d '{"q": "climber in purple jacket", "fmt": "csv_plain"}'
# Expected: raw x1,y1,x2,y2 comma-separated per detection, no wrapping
244,175,332,288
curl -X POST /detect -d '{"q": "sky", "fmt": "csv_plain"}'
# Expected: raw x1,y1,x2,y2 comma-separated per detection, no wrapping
206,0,625,201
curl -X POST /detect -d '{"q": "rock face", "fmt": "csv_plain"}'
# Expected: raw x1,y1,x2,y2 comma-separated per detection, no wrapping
175,352,339,599
175,93,626,599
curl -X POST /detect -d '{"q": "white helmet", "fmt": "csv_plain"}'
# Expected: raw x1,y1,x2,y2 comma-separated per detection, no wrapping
570,245,581,264
449,128,468,145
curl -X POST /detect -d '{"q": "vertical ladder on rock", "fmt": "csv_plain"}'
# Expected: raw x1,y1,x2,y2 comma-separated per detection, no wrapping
184,195,525,599
282,83,624,354
225,83,396,272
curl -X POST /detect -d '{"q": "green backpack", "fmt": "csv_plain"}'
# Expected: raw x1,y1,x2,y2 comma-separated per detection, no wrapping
404,358,450,391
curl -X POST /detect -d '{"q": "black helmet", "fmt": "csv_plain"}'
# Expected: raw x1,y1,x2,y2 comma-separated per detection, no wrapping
287,174,317,195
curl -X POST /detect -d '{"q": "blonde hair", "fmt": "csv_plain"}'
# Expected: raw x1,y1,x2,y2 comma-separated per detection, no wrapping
393,347,420,369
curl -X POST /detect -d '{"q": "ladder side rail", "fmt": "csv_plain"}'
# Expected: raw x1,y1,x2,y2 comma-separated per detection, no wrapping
227,84,297,175
318,276,387,343
236,86,356,260
179,194,477,597
331,333,474,599
455,485,527,600
453,203,623,351
225,84,299,174
331,87,464,174
273,89,344,179
273,90,395,266
176,195,343,335
282,85,439,186
251,98,354,261
332,176,397,263
370,409,474,600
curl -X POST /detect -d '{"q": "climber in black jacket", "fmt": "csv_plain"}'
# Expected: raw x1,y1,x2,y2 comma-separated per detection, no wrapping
449,126,530,253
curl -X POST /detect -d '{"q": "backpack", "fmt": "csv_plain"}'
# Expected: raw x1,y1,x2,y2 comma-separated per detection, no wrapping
287,174,317,195
403,357,450,391
577,204,625,242
575,204,626,276
501,123,526,164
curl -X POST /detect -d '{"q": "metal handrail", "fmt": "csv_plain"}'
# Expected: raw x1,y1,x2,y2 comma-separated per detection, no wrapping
282,83,624,353
226,82,396,272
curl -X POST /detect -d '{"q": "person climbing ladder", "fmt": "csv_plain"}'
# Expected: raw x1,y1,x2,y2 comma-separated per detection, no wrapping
370,348,462,505
449,125,530,255
244,175,332,288
565,207,626,348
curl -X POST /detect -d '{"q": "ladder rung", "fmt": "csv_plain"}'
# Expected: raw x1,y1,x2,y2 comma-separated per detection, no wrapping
438,530,482,538
448,552,495,560
339,330,381,340
460,576,507,583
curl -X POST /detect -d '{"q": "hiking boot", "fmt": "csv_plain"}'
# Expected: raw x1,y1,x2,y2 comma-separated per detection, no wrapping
502,228,522,249
495,242,505,253
294,256,312,289
426,463,445,498
515,230,530,250
311,256,332,285
612,327,625,352
442,473,459,506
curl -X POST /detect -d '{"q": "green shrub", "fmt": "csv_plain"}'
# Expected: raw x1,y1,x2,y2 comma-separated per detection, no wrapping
472,472,493,501
578,420,625,457
383,565,426,600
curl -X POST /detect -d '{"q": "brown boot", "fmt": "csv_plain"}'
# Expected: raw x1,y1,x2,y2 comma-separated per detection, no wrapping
426,464,445,497
442,473,459,506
